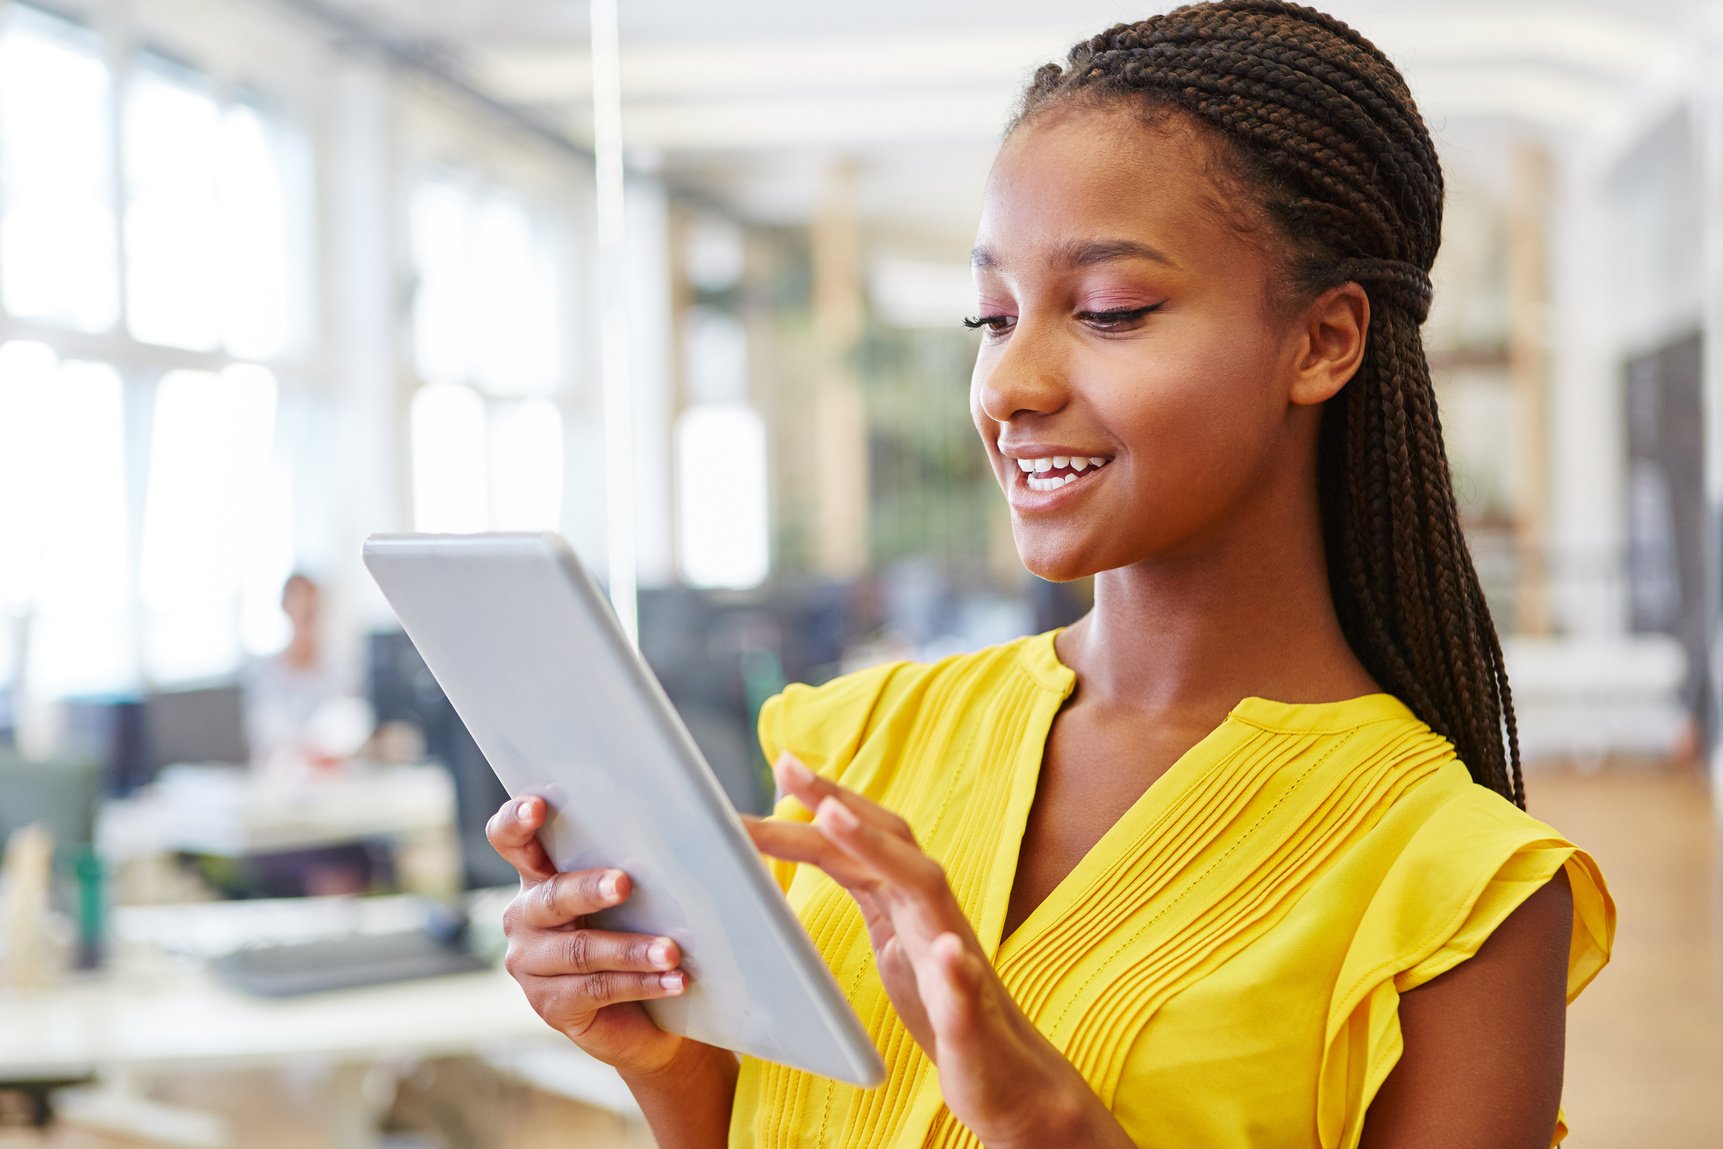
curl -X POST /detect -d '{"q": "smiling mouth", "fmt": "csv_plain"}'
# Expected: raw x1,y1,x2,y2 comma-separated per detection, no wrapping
1013,455,1113,492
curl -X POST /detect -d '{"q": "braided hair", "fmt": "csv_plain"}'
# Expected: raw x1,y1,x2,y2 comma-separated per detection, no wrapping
1015,0,1525,807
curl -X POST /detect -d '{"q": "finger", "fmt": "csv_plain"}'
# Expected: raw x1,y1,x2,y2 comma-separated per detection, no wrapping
925,930,984,1041
485,795,558,883
525,968,690,1022
517,867,634,928
506,927,681,978
745,817,879,889
815,796,975,946
773,755,917,841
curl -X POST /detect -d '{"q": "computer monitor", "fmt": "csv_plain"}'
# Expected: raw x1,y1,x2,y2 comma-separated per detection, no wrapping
56,694,149,798
0,748,101,865
144,684,248,774
59,686,247,799
368,630,514,890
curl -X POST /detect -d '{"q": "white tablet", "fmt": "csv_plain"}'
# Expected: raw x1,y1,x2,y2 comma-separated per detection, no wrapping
362,532,884,1087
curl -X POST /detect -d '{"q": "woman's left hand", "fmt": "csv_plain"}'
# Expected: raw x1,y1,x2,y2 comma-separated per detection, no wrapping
744,753,1132,1149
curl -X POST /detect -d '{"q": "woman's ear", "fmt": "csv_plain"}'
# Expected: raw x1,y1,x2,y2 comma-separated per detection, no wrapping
1288,282,1369,406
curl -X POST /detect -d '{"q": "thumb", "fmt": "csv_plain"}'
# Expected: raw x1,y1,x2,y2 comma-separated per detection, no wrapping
925,931,986,1043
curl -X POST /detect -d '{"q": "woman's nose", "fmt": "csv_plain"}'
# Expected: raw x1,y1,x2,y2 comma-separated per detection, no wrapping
971,327,1069,424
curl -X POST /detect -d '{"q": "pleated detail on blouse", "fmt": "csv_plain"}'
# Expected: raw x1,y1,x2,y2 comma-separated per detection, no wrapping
727,630,1614,1149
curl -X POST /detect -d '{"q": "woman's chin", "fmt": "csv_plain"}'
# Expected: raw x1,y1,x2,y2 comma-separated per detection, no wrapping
1014,536,1105,584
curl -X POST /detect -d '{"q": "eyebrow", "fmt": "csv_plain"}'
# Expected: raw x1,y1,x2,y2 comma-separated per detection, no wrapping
970,238,1181,272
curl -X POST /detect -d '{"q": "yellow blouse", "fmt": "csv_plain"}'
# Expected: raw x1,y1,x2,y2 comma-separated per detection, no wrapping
729,630,1614,1149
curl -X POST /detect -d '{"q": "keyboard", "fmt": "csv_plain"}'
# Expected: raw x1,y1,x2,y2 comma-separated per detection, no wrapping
211,928,491,997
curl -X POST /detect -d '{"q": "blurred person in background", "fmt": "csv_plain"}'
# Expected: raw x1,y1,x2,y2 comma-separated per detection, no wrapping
486,2,1616,1146
243,572,373,774
228,571,381,897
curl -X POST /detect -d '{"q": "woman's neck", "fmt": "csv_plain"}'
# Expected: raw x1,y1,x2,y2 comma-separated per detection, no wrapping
1057,482,1378,717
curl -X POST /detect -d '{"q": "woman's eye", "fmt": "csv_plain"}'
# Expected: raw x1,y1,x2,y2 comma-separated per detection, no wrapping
962,314,1015,336
1077,303,1164,330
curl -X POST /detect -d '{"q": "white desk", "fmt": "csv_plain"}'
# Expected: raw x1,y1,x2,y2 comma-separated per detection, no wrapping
96,763,458,859
0,894,644,1148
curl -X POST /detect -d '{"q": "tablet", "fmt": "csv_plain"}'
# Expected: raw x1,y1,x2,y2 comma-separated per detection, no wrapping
362,532,885,1087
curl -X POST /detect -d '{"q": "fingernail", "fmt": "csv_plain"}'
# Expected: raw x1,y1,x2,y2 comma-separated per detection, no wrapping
648,939,672,967
516,799,534,824
778,755,813,784
600,871,622,901
660,971,685,993
820,797,859,831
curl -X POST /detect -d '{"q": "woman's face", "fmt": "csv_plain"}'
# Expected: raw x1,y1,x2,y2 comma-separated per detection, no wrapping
969,103,1314,583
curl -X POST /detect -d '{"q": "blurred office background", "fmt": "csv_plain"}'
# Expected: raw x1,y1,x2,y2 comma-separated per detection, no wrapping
0,0,1718,1145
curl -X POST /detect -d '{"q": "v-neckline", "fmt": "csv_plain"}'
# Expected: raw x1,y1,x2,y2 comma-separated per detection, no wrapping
993,629,1415,959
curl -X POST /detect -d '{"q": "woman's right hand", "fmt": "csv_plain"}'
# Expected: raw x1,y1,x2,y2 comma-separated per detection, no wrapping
486,795,698,1078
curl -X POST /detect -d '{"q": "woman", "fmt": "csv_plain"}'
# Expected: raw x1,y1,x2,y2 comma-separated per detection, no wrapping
487,3,1615,1145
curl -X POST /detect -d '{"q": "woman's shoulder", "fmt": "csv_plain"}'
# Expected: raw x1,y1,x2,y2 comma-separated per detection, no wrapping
1333,756,1616,1008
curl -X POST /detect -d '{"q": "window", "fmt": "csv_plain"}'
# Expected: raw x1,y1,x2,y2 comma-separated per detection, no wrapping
217,105,292,359
0,8,313,699
139,366,279,682
0,343,132,695
125,59,293,355
0,8,118,332
408,176,568,534
490,399,564,530
409,178,559,395
124,60,222,350
676,404,768,589
410,384,565,534
410,383,488,533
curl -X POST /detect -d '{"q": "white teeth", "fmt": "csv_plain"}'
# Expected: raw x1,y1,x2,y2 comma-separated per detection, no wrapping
1013,453,1113,487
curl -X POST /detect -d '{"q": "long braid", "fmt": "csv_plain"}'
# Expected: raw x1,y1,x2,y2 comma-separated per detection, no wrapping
1017,0,1525,806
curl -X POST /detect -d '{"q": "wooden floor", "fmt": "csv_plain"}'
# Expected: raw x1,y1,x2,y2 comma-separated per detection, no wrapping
1527,762,1723,1146
5,764,1717,1148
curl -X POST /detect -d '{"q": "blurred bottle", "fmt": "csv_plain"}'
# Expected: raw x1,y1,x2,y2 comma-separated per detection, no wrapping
0,823,61,988
72,845,105,970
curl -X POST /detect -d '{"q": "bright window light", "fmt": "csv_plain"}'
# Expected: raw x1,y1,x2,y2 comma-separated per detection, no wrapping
473,196,559,395
410,178,560,395
0,10,118,332
238,456,295,657
0,341,58,610
218,106,291,359
676,403,769,589
490,399,564,530
31,360,132,694
0,342,56,696
410,180,476,388
124,65,294,357
124,62,222,351
140,366,278,682
411,383,488,532
0,343,133,695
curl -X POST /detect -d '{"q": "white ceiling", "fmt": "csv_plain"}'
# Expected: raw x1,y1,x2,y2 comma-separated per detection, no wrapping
319,0,1711,257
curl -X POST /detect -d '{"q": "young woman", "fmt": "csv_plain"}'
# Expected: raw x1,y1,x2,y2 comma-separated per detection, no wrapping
486,3,1615,1145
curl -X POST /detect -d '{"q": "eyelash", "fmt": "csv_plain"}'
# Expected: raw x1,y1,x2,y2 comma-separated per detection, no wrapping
961,303,1165,335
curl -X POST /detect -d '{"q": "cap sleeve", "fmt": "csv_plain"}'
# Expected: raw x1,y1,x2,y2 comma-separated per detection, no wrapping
1320,776,1616,1148
754,659,909,892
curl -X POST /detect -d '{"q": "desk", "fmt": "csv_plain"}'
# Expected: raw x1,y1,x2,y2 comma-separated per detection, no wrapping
0,895,645,1148
97,763,457,859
